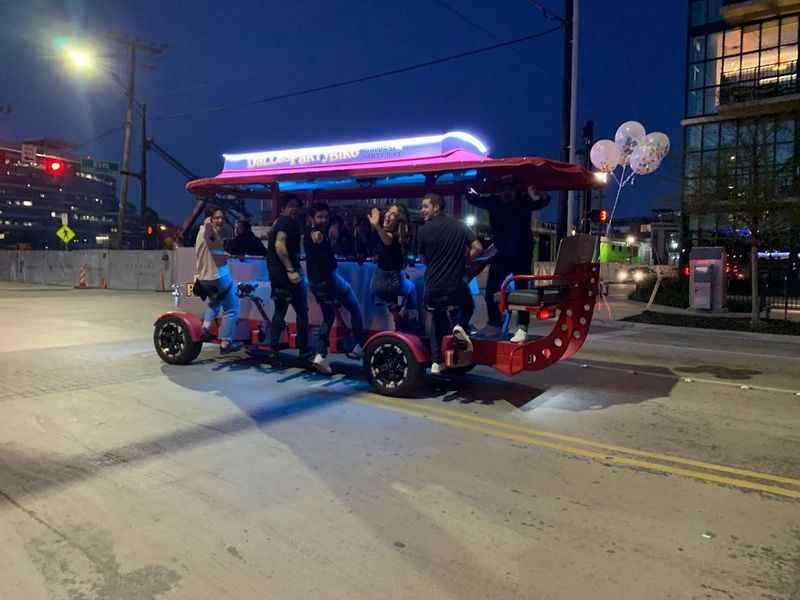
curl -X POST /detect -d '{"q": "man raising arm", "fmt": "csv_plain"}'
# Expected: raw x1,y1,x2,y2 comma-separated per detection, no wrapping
466,180,550,342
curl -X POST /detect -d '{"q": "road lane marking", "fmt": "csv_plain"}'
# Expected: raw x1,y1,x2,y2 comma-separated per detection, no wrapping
354,395,800,499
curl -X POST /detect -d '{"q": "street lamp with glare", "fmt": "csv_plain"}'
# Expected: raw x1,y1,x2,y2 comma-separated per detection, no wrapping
464,215,477,227
593,172,608,184
626,235,636,245
65,47,94,70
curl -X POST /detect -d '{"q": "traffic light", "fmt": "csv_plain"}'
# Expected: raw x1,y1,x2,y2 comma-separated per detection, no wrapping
43,158,69,176
589,208,608,224
146,225,155,236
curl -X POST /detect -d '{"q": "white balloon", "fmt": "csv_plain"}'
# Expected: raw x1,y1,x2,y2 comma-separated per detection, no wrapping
590,139,621,173
643,132,670,160
615,121,647,164
630,142,661,175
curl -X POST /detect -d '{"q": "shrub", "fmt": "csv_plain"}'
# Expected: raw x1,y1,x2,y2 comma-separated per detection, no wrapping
628,277,689,308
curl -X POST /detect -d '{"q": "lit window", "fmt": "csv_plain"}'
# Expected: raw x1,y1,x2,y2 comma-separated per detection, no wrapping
782,16,798,45
762,20,780,48
779,45,797,65
724,28,742,55
742,25,759,53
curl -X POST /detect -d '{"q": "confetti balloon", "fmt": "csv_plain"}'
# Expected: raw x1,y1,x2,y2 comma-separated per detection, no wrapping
590,139,621,173
643,132,670,160
630,142,661,175
614,121,647,165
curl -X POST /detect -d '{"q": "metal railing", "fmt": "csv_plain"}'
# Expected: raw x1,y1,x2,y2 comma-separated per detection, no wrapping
719,61,798,106
728,271,800,318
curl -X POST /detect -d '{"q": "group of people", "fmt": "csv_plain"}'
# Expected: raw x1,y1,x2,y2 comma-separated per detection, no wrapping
193,180,550,375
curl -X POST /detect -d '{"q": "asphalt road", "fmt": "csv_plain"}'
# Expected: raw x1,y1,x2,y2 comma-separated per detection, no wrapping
1,282,798,600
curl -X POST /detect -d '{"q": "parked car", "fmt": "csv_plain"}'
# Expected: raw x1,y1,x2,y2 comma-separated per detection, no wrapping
617,266,655,283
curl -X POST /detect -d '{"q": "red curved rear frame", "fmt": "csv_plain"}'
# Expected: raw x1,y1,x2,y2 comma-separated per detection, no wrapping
470,263,599,376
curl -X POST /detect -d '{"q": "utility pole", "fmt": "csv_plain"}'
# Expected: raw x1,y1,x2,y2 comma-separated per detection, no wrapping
118,42,135,249
581,119,594,232
105,33,165,248
558,0,579,239
140,103,148,218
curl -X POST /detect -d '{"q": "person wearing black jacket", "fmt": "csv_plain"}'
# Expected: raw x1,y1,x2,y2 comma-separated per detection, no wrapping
466,182,550,343
224,220,266,257
304,203,365,374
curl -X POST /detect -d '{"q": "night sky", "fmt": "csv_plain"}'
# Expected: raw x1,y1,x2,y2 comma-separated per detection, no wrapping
0,1,687,224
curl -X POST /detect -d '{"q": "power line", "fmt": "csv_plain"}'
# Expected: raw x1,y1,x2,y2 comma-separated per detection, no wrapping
527,0,566,24
77,125,125,148
431,0,555,76
156,25,562,121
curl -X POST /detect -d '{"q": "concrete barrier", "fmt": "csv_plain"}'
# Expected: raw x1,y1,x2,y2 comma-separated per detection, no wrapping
108,251,175,291
0,250,176,290
0,251,18,282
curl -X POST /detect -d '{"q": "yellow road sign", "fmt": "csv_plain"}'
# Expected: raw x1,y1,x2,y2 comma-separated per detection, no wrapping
56,224,75,244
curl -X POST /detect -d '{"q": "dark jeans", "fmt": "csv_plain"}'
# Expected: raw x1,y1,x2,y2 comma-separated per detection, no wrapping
271,279,310,353
372,268,417,311
425,285,471,364
311,273,364,357
485,254,532,328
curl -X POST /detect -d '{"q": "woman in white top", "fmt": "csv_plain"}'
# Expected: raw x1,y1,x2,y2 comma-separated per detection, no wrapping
195,208,240,353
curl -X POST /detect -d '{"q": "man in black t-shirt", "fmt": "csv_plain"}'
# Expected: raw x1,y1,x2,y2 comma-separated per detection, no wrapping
467,181,550,342
417,193,482,373
303,203,365,374
266,195,310,360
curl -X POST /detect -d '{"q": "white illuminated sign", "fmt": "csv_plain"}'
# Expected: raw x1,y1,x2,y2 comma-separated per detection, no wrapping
222,131,488,172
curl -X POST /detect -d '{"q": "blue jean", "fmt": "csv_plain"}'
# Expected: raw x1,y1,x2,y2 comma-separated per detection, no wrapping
311,273,364,356
202,272,240,342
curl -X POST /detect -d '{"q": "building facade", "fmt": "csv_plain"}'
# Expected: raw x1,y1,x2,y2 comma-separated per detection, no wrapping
683,0,800,247
0,139,120,249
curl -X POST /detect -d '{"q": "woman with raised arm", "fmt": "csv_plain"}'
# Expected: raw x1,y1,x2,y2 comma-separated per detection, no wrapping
369,204,418,321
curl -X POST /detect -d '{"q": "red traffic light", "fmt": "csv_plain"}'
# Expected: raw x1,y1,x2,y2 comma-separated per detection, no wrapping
146,225,155,236
44,159,68,175
589,208,609,224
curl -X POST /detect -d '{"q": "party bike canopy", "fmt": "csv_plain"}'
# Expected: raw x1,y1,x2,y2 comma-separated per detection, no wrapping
186,130,602,198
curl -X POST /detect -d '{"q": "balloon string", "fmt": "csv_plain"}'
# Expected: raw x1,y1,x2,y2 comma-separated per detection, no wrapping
605,163,627,237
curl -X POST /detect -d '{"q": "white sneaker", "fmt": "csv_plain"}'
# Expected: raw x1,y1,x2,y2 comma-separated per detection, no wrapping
312,353,332,375
510,327,529,343
347,344,364,359
451,324,473,352
430,362,444,375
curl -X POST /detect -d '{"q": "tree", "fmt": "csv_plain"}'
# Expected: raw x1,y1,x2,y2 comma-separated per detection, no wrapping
685,115,800,325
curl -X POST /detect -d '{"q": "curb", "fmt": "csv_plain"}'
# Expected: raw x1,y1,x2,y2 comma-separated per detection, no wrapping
593,319,800,345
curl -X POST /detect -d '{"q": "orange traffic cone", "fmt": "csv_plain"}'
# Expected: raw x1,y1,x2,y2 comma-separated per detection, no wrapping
76,264,87,289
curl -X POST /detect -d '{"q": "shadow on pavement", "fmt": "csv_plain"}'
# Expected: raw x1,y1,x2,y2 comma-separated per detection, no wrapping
673,364,762,381
430,374,546,408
